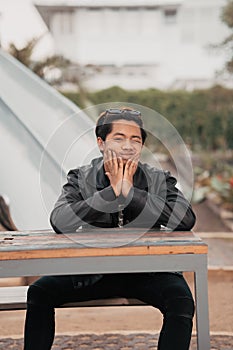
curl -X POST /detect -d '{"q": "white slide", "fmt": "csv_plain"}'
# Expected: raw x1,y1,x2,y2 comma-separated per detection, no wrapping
0,49,96,230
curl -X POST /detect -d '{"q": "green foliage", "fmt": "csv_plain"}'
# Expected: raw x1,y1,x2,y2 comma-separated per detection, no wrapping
88,86,128,105
61,85,233,151
192,149,233,208
193,152,233,208
226,113,233,148
61,91,84,109
220,0,233,73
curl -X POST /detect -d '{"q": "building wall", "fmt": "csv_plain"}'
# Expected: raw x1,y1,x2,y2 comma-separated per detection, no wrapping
51,7,164,65
39,0,231,89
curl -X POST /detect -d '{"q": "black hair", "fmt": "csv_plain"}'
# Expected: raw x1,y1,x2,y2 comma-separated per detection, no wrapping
95,108,147,144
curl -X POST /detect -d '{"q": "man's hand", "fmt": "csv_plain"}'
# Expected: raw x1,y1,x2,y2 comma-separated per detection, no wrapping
122,156,139,197
104,150,123,197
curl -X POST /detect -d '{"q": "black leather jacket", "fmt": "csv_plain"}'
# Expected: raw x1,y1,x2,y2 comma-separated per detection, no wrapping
50,157,196,233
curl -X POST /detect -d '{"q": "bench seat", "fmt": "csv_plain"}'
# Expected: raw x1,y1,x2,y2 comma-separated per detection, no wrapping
0,286,145,311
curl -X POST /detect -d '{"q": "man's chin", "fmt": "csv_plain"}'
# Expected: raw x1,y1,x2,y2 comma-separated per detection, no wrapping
121,154,135,161
122,159,128,165
122,157,135,165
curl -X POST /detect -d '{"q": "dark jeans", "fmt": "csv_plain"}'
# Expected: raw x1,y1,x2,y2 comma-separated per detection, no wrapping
24,273,194,350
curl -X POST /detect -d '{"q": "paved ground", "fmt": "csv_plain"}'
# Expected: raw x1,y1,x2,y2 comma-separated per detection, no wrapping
0,333,232,349
192,202,232,233
190,233,233,268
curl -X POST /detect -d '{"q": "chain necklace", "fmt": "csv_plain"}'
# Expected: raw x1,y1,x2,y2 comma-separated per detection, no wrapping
118,204,124,228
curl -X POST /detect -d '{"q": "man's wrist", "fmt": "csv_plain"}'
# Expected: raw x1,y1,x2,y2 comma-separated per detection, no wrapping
122,179,133,197
111,183,122,197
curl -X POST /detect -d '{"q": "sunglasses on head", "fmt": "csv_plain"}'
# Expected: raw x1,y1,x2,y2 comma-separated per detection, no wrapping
104,108,141,117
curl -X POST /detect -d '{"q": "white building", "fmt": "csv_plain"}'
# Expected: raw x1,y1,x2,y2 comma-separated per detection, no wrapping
35,0,232,90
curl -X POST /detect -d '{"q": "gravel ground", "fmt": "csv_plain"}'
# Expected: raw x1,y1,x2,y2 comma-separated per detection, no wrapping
0,333,232,350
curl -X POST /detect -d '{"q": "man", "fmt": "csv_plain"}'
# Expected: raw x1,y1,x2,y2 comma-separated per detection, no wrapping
24,107,196,350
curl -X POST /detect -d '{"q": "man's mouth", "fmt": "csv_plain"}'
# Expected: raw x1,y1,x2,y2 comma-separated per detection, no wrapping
119,153,135,158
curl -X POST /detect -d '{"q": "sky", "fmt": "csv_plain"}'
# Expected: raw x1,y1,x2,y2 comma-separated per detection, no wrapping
0,0,54,58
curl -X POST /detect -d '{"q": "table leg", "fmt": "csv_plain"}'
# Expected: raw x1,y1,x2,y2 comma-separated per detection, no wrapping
194,256,210,350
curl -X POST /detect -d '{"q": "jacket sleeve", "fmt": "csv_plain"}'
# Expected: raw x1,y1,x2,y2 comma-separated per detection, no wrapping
125,171,196,231
50,169,118,233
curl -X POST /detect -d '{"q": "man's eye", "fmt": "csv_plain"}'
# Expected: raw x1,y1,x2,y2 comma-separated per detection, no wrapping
114,138,124,142
132,139,142,144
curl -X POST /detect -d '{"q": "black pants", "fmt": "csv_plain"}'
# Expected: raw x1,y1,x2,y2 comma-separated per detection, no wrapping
24,273,194,350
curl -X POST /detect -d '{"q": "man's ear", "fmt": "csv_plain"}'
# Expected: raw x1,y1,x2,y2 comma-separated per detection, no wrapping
97,137,105,152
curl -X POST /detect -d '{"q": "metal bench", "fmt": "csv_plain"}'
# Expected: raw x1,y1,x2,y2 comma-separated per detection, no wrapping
0,285,144,311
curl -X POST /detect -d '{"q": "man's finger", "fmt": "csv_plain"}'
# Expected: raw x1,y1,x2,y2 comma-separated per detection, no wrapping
117,157,123,169
124,156,139,177
112,151,118,174
107,149,113,168
130,156,139,167
125,158,132,170
103,150,110,170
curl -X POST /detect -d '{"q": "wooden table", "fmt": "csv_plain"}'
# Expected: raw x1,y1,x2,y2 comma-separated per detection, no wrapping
0,228,210,350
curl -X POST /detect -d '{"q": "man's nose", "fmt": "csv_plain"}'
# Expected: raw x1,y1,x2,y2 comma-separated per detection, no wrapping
122,139,134,149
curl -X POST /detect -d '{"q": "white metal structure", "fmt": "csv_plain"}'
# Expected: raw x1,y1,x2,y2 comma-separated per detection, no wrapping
0,49,96,229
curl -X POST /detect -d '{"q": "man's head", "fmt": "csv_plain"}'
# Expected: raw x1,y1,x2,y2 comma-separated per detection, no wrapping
95,107,147,163
95,107,147,143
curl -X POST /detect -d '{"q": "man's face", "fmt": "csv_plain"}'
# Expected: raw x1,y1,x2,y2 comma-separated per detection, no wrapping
97,120,143,164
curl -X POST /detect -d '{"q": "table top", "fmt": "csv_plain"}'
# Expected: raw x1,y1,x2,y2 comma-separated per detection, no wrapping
0,229,207,260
